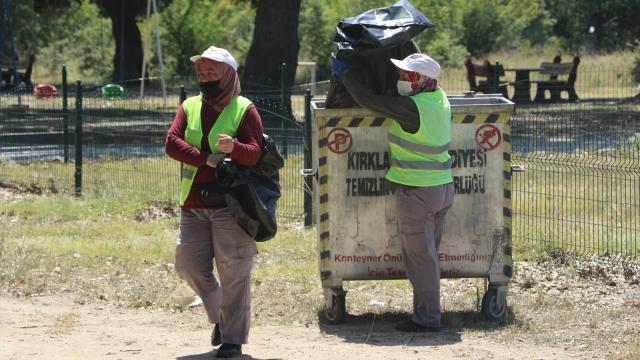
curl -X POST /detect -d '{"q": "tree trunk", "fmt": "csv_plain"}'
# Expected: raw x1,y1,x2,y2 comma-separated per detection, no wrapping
242,0,301,91
101,0,146,84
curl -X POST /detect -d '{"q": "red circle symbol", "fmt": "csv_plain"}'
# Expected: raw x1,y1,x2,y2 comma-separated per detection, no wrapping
327,127,352,154
475,124,502,151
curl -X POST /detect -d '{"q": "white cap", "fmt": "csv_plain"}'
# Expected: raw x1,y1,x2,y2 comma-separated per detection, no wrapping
190,46,238,71
390,53,441,79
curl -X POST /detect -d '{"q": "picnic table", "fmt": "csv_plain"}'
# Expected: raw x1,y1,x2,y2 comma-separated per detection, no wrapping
504,67,543,104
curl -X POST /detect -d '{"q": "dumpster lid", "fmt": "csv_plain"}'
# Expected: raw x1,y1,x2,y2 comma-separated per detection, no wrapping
313,94,515,117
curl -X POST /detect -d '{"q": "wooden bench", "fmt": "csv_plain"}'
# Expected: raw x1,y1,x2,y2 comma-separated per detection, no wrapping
1,54,35,90
533,56,580,102
464,58,508,98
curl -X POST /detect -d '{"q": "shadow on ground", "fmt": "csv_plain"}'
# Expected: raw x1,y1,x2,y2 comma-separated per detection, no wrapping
318,308,516,347
177,350,280,360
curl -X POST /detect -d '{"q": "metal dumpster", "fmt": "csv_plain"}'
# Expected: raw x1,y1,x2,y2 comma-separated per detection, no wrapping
310,93,515,324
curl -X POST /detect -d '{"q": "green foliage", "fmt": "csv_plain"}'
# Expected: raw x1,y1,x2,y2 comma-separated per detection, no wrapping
8,0,640,84
158,0,254,77
298,0,333,80
33,0,114,82
458,0,556,56
5,1,41,58
546,0,640,52
497,0,555,49
419,32,467,67
411,0,467,66
461,0,503,56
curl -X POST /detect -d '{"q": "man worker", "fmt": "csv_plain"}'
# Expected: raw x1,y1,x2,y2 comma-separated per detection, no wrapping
332,53,454,332
165,46,263,358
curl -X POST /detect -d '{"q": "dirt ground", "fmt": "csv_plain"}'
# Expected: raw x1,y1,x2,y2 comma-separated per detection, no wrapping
1,294,598,360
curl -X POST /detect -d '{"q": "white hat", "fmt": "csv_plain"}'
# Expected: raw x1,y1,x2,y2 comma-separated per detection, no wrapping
390,53,441,79
190,46,238,71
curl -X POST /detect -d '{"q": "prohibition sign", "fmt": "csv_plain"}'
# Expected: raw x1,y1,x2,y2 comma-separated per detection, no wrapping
475,124,502,151
327,127,352,154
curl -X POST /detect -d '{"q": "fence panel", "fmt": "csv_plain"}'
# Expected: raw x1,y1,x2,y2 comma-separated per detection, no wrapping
0,84,306,219
511,102,640,260
79,91,178,202
0,89,74,192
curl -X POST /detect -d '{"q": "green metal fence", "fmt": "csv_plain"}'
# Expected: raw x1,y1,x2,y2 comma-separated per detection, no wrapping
511,101,640,262
0,72,306,220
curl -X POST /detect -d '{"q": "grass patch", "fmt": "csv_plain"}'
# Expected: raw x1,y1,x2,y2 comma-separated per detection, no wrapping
0,152,306,218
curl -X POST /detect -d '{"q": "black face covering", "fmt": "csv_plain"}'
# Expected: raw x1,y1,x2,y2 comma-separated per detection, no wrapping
199,80,223,100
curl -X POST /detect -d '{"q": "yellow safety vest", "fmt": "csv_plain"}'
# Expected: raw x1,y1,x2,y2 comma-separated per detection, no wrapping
179,95,252,205
385,89,453,187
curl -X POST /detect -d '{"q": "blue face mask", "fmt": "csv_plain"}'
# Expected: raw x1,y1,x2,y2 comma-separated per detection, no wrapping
199,80,222,100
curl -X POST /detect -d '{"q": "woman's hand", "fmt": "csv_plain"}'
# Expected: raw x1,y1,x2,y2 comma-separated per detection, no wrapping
216,134,235,154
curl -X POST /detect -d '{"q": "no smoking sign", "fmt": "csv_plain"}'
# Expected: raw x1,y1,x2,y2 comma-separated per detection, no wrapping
475,124,502,151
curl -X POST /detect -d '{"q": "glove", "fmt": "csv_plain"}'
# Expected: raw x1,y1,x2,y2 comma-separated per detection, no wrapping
331,54,349,77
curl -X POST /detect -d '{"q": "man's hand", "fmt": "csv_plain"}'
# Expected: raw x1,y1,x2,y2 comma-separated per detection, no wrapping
216,134,235,154
206,153,224,168
331,54,349,77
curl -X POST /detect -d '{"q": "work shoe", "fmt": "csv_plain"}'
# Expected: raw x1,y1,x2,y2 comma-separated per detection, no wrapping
215,343,242,358
395,320,441,333
211,324,221,347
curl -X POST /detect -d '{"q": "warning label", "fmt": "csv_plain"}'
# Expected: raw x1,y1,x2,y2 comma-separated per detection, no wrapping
327,127,352,154
475,124,502,151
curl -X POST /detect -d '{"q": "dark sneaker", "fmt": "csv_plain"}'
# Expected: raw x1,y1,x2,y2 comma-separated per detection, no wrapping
211,324,221,347
395,320,441,333
215,343,242,358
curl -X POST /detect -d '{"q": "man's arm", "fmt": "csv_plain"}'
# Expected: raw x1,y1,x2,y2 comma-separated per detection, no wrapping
340,71,421,134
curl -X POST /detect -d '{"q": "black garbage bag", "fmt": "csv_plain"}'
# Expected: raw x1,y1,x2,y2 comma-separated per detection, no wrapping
216,134,284,242
326,0,433,108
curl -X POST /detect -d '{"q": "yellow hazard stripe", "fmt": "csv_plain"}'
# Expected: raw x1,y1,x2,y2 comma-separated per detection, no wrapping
318,124,331,275
502,122,512,269
320,116,393,129
452,112,509,124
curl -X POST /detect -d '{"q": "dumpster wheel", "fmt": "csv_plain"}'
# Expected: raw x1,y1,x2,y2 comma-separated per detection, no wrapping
323,293,346,324
481,288,506,322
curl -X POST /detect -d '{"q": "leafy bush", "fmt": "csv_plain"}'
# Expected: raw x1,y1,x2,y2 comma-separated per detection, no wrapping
461,0,504,55
159,0,254,77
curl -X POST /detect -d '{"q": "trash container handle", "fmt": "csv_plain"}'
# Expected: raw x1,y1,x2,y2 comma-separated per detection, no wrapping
300,168,317,177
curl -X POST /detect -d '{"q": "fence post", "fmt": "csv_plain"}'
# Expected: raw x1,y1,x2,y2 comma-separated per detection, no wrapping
304,89,313,226
62,65,69,163
279,63,288,158
179,85,186,104
280,62,287,112
74,80,83,196
493,61,500,94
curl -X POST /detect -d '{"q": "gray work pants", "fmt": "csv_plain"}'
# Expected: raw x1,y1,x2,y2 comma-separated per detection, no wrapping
175,207,257,345
396,182,454,327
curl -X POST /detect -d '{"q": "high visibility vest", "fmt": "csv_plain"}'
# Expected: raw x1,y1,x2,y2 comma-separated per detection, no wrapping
179,95,252,206
385,89,453,187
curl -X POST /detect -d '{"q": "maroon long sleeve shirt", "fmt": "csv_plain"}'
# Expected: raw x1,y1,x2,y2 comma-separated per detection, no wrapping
165,100,264,208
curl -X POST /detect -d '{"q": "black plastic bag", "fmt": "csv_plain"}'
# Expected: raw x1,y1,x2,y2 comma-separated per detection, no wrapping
334,0,433,56
326,0,433,108
216,134,283,242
